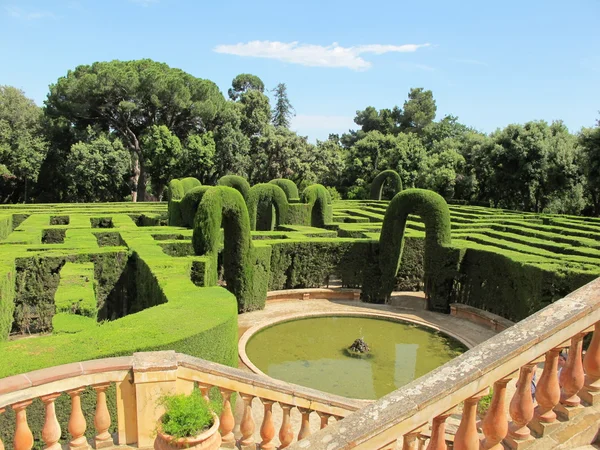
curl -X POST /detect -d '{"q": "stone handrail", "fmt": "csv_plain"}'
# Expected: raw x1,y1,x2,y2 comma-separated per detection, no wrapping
289,277,600,449
0,351,361,449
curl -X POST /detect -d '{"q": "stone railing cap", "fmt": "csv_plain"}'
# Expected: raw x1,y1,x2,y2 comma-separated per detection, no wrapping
133,350,177,372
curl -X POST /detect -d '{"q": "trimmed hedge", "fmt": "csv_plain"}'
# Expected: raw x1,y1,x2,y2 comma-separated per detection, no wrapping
301,184,332,228
269,178,300,201
0,262,15,341
217,175,251,200
0,214,12,240
53,262,97,319
247,184,289,231
193,186,266,312
167,179,185,201
363,189,457,312
370,169,403,200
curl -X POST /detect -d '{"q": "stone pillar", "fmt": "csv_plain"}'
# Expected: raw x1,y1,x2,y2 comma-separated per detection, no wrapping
259,399,276,450
132,351,178,448
582,323,600,405
279,404,294,448
505,363,536,449
219,388,236,448
317,411,330,429
239,393,255,450
67,388,88,450
426,409,454,450
93,383,113,448
12,400,34,450
454,392,485,450
530,349,561,436
481,378,511,450
297,408,312,441
41,393,62,450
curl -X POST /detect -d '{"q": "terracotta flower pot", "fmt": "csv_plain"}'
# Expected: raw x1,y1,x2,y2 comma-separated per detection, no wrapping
154,413,222,450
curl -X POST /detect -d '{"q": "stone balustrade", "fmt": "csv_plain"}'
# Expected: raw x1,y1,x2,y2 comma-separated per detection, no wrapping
288,277,600,449
0,351,361,449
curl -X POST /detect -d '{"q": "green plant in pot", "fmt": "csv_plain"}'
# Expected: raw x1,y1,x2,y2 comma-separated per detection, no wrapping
155,389,222,450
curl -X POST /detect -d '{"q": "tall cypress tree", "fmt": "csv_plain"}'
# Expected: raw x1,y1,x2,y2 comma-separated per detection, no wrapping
271,83,295,128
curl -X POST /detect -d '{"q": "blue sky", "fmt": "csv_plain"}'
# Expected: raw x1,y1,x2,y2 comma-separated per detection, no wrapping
1,0,599,141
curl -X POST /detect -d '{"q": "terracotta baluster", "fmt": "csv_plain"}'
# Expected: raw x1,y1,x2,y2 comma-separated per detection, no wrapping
534,349,561,423
41,393,62,450
239,393,255,449
93,383,112,448
259,399,276,450
198,383,212,402
584,323,600,393
0,408,5,450
12,400,34,450
481,378,510,450
219,389,235,448
279,404,294,448
67,388,88,449
454,393,484,450
426,411,453,450
317,411,330,429
560,333,585,407
508,364,535,441
297,408,312,441
402,428,424,450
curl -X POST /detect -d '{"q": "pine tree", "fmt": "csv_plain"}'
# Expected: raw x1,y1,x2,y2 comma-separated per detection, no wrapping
271,83,295,128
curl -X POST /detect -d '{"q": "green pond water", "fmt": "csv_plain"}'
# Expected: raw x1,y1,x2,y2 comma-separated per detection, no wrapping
246,316,467,400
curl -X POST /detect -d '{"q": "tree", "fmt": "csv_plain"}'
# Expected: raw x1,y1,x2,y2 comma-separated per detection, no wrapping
580,120,600,215
141,125,183,200
228,74,265,101
63,132,130,202
0,86,48,203
239,90,271,136
44,59,225,201
181,132,215,184
399,87,437,133
271,83,295,128
248,126,314,183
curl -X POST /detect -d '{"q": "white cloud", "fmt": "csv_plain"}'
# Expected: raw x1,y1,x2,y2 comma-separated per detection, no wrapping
214,40,431,70
4,6,55,20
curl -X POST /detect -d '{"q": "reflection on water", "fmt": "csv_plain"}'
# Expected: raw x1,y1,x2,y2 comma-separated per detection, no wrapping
246,316,466,399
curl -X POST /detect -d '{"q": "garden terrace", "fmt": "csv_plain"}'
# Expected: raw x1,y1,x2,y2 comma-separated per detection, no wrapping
1,278,600,449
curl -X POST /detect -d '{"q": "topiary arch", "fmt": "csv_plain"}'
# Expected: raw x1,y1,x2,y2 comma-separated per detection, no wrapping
370,170,403,200
180,177,202,193
269,178,299,201
180,186,210,228
247,184,289,231
217,175,251,200
301,184,331,228
192,186,266,312
362,189,457,312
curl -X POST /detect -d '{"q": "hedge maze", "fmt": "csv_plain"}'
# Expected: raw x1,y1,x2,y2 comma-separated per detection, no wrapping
2,176,600,383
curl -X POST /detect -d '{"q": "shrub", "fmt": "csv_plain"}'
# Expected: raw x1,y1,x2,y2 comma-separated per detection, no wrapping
247,184,289,231
217,175,251,200
159,389,221,439
167,179,185,201
370,169,403,200
269,178,299,201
